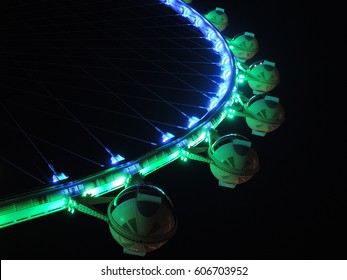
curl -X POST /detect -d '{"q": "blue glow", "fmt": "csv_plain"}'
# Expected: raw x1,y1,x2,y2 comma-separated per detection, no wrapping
188,116,199,128
222,68,232,81
206,29,217,41
161,0,235,117
194,17,203,28
110,154,125,165
209,97,219,110
52,172,68,183
220,54,230,66
162,132,175,143
182,6,195,22
217,83,229,97
104,147,125,165
214,41,224,53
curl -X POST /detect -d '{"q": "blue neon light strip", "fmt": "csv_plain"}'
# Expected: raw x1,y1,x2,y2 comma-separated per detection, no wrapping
160,0,234,103
159,0,235,143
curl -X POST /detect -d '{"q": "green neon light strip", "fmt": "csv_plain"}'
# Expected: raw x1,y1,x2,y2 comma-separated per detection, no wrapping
211,108,227,129
187,131,207,148
139,150,180,176
82,176,127,197
0,174,127,228
0,198,66,228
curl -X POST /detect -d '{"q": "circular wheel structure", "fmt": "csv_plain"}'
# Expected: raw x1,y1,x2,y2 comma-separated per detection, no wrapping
0,0,284,256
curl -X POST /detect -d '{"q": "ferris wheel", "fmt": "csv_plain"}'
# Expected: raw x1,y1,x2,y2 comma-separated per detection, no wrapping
0,0,284,257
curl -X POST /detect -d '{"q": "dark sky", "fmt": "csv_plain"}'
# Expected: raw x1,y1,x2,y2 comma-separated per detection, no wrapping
1,0,342,261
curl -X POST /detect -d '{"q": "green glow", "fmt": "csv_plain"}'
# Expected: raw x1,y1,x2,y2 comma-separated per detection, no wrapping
181,151,212,164
188,131,207,148
139,150,180,176
237,74,245,83
0,198,67,228
180,150,190,162
212,110,227,129
82,176,127,197
66,198,77,214
227,108,235,119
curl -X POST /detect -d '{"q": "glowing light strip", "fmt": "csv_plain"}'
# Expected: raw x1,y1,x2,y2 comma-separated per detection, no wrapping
82,176,127,197
187,131,207,148
139,150,180,176
0,198,66,228
160,0,234,127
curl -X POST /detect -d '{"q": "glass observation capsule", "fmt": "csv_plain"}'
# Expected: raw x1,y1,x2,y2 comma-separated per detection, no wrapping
246,60,280,93
225,32,259,62
244,94,285,136
208,134,259,188
108,184,177,256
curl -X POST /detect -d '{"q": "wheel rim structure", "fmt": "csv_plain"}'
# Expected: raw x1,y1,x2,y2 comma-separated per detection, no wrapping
0,0,237,228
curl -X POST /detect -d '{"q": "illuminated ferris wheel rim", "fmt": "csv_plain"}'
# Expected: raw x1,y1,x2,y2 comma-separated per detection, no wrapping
5,0,236,194
0,0,237,226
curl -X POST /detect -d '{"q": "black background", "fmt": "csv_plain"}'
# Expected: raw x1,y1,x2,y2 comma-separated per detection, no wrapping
1,0,342,260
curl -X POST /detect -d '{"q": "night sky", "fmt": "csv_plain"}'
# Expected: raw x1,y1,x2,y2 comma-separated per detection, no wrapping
1,0,343,261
